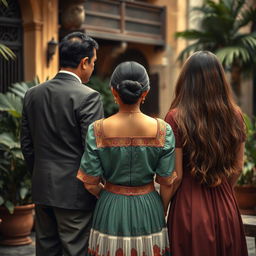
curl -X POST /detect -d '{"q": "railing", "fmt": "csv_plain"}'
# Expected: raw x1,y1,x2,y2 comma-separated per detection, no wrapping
83,0,166,46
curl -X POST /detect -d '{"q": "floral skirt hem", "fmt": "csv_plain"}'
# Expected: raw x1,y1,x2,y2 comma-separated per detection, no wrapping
87,227,171,256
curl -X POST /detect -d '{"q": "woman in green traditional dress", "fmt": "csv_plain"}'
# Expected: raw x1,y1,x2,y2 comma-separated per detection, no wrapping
77,61,179,256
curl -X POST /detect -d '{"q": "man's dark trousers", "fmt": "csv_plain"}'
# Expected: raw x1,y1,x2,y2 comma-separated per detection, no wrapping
35,205,93,256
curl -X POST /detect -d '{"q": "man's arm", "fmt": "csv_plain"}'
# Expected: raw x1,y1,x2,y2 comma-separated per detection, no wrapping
79,91,104,146
20,94,34,173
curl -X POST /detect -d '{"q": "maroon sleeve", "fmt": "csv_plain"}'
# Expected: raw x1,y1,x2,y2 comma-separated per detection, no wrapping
164,110,183,148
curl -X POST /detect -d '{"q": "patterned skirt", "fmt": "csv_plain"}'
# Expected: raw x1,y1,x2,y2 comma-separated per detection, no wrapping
87,189,170,256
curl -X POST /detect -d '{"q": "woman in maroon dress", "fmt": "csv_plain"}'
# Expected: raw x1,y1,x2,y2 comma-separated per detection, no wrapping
165,51,248,256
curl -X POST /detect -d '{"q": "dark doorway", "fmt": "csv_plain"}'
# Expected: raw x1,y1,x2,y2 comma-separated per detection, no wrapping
0,0,24,93
148,73,159,117
113,49,159,116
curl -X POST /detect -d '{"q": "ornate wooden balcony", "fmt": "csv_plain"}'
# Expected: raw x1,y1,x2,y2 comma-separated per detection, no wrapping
83,0,166,46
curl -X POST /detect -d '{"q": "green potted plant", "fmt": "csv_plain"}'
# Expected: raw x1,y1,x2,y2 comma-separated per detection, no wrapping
0,79,38,245
87,76,118,117
0,76,116,245
235,114,256,214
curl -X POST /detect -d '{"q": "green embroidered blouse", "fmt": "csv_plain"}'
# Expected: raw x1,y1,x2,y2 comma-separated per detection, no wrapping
77,118,176,187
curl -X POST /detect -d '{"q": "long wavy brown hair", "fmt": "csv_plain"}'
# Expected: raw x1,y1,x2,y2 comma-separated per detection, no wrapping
171,51,245,187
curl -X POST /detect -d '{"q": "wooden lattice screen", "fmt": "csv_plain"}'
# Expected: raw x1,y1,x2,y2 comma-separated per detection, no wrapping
83,0,166,46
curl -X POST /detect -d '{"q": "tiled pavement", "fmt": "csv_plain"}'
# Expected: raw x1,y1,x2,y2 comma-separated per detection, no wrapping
0,216,255,256
0,237,255,256
0,233,35,256
248,237,256,256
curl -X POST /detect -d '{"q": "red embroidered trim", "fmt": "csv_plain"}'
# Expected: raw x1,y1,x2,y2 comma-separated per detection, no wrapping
104,182,155,196
155,171,177,186
131,248,138,256
88,246,170,256
94,119,166,148
76,169,100,185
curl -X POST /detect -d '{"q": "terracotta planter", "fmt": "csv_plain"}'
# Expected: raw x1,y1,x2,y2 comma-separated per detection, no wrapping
0,204,34,245
234,185,256,215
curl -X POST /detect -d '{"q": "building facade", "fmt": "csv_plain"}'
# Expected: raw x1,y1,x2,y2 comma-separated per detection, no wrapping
0,0,255,117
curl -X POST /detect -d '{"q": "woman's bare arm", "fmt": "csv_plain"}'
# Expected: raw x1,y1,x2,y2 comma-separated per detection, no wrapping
160,148,183,215
84,183,104,198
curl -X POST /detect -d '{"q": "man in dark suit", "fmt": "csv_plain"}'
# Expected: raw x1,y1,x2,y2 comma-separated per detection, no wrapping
21,32,104,256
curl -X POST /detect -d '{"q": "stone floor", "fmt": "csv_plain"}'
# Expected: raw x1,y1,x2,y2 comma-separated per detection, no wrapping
0,235,255,256
0,233,35,256
0,217,255,256
247,237,256,256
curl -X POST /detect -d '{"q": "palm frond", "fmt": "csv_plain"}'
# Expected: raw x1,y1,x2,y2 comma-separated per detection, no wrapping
0,0,8,7
10,82,31,98
191,1,237,40
232,0,246,19
0,92,23,118
215,46,250,67
204,0,233,17
192,4,213,15
12,149,24,160
176,0,256,72
239,33,256,50
33,76,41,84
8,79,39,98
175,30,210,40
87,76,118,117
202,14,234,38
0,44,15,60
234,6,256,32
175,29,218,53
177,42,204,62
10,82,30,98
0,132,20,150
222,0,234,11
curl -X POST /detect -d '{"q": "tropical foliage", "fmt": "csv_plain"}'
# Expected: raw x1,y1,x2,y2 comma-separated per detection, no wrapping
0,79,39,213
237,114,256,186
0,76,117,213
176,0,256,96
0,0,15,60
0,44,15,61
87,76,118,117
0,0,8,6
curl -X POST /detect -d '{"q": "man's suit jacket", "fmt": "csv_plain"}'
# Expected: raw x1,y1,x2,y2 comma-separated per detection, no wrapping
21,73,104,210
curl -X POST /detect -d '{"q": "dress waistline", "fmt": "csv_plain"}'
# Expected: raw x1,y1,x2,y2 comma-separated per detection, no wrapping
104,182,155,196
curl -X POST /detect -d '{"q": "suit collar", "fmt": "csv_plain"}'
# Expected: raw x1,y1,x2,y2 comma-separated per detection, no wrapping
58,70,82,83
53,72,83,85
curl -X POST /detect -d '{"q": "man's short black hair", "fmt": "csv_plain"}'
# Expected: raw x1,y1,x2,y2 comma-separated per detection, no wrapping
59,32,99,68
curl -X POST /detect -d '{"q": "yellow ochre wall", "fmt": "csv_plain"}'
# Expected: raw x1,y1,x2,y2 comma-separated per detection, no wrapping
18,0,190,117
19,0,59,83
16,0,255,117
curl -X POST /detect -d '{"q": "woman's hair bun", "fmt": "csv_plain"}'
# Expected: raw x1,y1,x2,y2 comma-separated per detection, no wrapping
110,61,150,105
117,80,143,104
